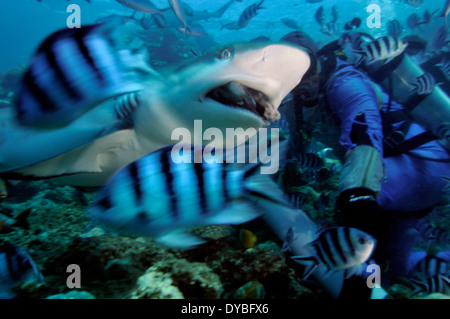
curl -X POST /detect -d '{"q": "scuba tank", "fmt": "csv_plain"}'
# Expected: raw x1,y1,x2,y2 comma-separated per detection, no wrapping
360,36,450,151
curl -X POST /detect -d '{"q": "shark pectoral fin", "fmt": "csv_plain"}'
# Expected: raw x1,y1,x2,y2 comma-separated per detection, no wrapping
207,201,261,225
156,231,206,250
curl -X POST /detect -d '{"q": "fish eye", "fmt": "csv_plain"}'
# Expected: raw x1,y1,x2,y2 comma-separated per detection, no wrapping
358,237,367,245
218,48,233,60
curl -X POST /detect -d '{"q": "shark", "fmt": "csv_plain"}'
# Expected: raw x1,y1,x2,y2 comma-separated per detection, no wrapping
182,0,235,21
0,41,310,186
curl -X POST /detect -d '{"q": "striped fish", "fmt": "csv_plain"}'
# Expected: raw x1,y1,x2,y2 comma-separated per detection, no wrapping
404,0,423,8
357,36,408,66
409,73,438,95
294,153,324,170
0,242,42,299
387,19,403,38
88,145,289,249
238,0,265,28
115,0,165,15
291,227,376,279
414,255,449,279
15,24,150,128
411,274,450,296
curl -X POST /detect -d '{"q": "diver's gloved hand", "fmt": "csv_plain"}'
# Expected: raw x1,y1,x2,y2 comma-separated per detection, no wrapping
336,187,385,239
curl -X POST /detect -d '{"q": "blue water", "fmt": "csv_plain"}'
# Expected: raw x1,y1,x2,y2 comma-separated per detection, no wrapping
0,0,446,72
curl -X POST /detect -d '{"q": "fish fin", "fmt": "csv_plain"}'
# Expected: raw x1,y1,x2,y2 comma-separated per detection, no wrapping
156,231,206,250
384,57,395,64
355,57,365,68
370,285,388,299
344,265,360,279
320,268,337,280
219,21,226,31
244,174,292,207
208,200,261,225
291,256,318,280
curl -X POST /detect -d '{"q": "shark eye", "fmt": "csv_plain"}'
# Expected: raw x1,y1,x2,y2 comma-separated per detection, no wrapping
218,48,233,60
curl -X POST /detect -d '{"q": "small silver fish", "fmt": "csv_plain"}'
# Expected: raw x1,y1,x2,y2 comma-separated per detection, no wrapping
115,0,164,15
169,0,190,31
177,26,207,37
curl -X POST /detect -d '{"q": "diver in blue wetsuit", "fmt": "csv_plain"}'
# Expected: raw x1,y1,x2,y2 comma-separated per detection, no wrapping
281,32,450,298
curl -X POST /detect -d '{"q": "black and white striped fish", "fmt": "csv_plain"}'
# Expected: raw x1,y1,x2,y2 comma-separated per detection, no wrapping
357,36,408,66
0,242,42,299
238,0,265,28
411,274,450,296
414,218,450,249
114,91,141,119
294,152,324,170
409,73,439,95
291,227,376,279
387,19,403,38
88,145,289,249
15,24,150,128
414,255,449,279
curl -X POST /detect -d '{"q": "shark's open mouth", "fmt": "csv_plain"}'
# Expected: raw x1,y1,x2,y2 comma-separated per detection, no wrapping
205,81,280,122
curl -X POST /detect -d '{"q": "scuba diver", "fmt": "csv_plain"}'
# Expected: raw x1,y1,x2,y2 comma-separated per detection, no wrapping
280,31,450,298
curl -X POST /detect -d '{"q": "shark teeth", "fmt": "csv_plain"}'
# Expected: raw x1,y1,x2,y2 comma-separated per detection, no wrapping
205,81,280,122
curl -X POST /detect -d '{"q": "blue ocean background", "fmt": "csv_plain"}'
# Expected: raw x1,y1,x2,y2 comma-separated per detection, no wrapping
0,0,446,72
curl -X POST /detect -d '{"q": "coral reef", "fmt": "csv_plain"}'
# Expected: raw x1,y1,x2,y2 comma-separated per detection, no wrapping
1,180,319,299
